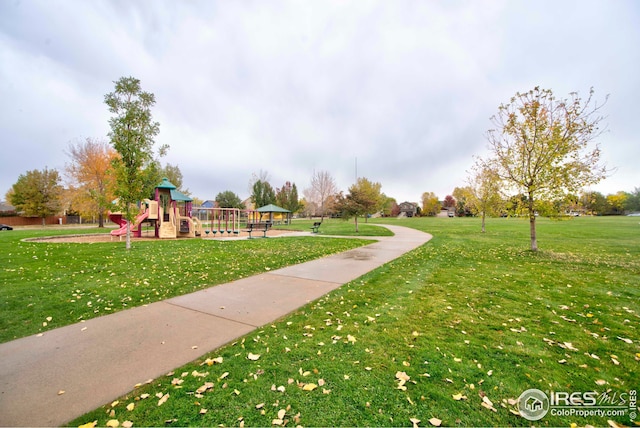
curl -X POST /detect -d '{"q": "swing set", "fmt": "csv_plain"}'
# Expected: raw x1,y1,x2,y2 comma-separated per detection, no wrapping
196,207,241,238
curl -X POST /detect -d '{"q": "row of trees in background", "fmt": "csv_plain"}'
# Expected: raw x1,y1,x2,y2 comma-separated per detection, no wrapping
5,80,638,245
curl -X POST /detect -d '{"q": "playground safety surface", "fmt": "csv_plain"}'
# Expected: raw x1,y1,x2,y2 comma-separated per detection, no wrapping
0,225,432,427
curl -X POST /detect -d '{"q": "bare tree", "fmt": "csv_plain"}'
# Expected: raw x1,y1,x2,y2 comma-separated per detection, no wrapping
305,170,338,221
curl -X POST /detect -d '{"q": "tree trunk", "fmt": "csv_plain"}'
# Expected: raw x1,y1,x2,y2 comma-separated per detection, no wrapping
98,212,104,228
354,216,359,233
126,220,131,250
528,198,538,251
481,211,486,233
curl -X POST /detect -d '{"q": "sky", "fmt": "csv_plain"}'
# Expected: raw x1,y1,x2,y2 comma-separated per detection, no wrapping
1,0,639,204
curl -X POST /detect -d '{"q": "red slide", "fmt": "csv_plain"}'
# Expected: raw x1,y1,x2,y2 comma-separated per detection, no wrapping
109,209,149,236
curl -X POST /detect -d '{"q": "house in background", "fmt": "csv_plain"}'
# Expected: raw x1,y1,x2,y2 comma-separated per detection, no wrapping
398,201,418,217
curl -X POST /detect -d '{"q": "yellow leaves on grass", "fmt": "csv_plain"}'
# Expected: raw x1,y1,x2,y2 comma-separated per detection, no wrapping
480,394,497,412
396,371,411,391
452,393,467,401
247,352,261,361
428,417,442,426
202,356,223,366
157,393,169,406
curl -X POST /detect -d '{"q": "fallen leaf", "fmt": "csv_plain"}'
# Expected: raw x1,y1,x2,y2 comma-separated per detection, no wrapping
111,400,120,407
158,393,169,406
57,390,65,396
106,420,119,428
410,417,421,428
126,403,135,411
596,379,607,386
481,396,497,412
219,372,229,380
78,421,97,428
395,371,411,382
255,403,265,409
199,408,208,414
608,420,623,428
278,409,286,420
196,382,214,394
347,335,357,344
429,417,442,426
302,383,318,391
452,393,467,401
203,357,223,366
247,353,261,361
617,337,633,344
122,422,133,428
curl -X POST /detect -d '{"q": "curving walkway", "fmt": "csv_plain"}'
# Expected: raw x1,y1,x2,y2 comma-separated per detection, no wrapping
0,225,431,426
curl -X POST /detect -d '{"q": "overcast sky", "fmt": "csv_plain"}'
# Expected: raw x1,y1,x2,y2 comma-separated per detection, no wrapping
1,0,639,204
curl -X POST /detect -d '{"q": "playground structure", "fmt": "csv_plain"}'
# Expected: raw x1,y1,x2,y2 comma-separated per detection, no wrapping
109,178,204,239
108,199,157,238
109,178,293,240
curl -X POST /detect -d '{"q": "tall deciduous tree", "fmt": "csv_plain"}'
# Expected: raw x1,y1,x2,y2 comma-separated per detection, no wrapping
215,190,244,209
421,192,441,216
7,168,63,226
305,170,338,221
65,138,117,227
105,76,165,249
334,177,382,232
251,180,276,208
484,87,608,251
624,187,640,212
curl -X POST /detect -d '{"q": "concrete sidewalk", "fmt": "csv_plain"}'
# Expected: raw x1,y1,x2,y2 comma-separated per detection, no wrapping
0,225,431,427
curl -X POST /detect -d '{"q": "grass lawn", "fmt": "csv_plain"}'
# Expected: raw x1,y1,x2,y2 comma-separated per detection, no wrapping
69,216,639,427
0,228,370,343
276,218,394,237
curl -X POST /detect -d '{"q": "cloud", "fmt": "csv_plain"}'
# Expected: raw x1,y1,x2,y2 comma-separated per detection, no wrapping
1,0,639,206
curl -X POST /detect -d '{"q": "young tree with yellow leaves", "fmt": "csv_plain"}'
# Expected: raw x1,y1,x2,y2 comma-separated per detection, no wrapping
483,87,608,251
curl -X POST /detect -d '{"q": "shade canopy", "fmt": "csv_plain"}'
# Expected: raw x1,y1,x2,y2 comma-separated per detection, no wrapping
256,204,290,213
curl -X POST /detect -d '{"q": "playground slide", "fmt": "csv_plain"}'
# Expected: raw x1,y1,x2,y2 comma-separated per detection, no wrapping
110,209,150,236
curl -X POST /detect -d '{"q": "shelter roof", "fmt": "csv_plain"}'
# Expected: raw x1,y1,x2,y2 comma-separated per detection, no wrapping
256,204,290,213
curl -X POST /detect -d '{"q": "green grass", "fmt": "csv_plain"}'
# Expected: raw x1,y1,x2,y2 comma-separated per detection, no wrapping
0,228,371,343
276,218,394,236
69,216,640,427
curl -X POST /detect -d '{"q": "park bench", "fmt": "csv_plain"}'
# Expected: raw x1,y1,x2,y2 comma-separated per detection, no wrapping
310,221,322,233
245,222,271,239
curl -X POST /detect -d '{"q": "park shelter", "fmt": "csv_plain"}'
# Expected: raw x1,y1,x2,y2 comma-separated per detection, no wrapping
253,204,291,224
